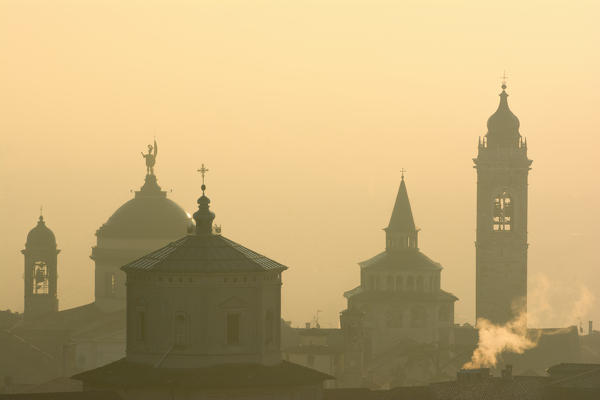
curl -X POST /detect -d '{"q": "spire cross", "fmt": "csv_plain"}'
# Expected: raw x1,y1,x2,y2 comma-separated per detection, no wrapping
400,168,407,180
197,164,209,194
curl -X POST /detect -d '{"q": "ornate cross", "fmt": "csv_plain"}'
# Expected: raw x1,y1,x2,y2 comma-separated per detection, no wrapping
400,168,407,179
197,164,209,194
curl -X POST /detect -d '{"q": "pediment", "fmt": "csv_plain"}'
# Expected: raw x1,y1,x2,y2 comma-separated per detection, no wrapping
218,296,247,309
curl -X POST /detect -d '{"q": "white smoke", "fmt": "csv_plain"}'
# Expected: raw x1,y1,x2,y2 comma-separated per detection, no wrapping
463,311,536,369
464,277,596,369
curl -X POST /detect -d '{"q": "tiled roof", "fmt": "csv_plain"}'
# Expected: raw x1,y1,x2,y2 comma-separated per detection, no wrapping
121,234,288,273
359,250,442,271
72,358,331,388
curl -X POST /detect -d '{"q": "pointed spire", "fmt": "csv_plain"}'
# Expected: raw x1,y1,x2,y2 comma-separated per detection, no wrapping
385,174,419,251
387,175,416,233
193,164,215,236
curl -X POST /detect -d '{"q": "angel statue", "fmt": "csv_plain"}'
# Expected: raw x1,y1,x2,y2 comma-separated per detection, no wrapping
141,139,158,175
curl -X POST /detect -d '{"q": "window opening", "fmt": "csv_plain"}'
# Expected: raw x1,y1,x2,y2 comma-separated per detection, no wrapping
493,191,512,231
32,261,49,294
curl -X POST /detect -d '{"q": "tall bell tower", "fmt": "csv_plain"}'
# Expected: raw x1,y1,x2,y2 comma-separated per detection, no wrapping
22,213,60,320
474,82,532,325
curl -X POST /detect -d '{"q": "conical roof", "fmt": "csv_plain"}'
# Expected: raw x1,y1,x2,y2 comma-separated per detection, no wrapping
386,177,416,233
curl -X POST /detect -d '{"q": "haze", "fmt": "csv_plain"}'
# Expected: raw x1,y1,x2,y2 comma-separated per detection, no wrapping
1,0,599,328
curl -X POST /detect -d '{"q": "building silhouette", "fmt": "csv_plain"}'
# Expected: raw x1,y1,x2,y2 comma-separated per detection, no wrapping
92,173,191,312
339,176,458,387
22,215,60,320
73,174,331,399
474,83,532,325
0,152,191,384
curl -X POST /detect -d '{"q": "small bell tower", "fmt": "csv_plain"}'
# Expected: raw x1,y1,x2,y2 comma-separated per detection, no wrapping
22,212,60,320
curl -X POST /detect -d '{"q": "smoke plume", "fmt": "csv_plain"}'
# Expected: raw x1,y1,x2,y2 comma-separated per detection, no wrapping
463,311,536,369
464,278,596,369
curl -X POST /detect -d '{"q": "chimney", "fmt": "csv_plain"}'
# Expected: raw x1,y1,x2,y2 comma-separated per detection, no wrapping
305,322,311,329
589,321,593,335
501,365,513,380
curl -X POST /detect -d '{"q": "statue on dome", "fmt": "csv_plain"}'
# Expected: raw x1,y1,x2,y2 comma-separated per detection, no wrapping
141,139,158,175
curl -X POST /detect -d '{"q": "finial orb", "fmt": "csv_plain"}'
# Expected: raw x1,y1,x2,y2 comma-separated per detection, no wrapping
201,184,206,192
501,83,507,90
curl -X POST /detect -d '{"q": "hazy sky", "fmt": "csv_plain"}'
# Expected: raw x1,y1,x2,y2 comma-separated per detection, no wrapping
1,0,599,328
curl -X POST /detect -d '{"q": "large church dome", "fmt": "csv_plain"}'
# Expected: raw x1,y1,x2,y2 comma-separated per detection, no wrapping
96,174,191,239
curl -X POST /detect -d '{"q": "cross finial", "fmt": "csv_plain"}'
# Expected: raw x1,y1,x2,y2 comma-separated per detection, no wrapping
39,205,44,221
501,70,508,90
400,168,407,180
197,164,209,194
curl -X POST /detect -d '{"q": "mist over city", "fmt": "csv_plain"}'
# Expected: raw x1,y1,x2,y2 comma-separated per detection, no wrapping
1,1,599,399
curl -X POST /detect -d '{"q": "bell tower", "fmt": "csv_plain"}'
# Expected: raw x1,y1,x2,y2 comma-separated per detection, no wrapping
22,213,60,320
474,83,532,326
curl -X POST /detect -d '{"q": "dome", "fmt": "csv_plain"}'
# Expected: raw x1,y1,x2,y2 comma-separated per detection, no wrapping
97,174,191,239
485,86,521,147
26,216,57,248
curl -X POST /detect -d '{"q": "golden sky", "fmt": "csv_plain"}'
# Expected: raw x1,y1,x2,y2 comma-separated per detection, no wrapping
1,0,599,328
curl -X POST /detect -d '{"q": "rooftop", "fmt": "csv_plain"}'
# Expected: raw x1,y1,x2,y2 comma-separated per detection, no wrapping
72,358,332,389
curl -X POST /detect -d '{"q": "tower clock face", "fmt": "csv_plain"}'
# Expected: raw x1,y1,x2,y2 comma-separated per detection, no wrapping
492,191,512,231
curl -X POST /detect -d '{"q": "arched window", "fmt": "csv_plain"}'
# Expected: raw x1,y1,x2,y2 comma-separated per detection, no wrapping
32,261,49,294
387,276,394,291
406,276,415,291
265,310,274,345
416,276,424,292
493,191,512,231
174,314,186,347
411,306,427,328
396,276,403,291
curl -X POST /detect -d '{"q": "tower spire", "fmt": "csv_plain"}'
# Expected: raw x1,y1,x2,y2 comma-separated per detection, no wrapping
193,164,215,235
385,175,418,251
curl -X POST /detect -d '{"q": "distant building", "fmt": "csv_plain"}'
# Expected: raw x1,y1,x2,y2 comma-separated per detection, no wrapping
92,173,191,313
73,175,331,399
474,83,532,325
22,215,60,320
282,326,345,387
0,152,191,385
339,176,458,387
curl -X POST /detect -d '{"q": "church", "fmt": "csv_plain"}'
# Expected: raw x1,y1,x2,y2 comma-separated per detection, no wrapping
72,171,331,399
338,175,458,387
0,145,192,384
